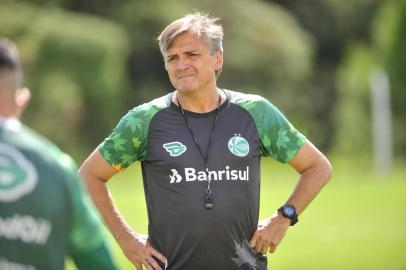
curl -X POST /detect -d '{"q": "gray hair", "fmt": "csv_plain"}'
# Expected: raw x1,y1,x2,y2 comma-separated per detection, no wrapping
157,12,224,57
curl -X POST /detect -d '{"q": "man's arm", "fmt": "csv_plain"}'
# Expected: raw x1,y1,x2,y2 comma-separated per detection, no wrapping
250,140,332,254
79,149,167,270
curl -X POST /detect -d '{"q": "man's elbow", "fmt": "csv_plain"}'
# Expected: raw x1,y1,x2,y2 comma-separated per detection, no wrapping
77,164,96,193
79,167,105,185
320,156,333,184
78,163,91,183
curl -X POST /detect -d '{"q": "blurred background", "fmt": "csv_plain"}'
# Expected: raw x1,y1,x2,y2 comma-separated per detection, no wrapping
1,0,405,269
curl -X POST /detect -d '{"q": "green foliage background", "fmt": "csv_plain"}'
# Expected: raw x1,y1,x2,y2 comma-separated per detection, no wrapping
0,1,129,158
2,0,405,160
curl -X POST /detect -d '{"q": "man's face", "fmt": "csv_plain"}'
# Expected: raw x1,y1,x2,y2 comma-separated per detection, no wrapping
164,31,223,94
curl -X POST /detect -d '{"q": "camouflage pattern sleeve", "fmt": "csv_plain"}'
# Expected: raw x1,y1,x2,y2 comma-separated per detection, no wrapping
98,97,167,171
234,93,306,163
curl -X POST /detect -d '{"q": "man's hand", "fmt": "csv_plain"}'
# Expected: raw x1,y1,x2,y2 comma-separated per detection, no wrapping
120,233,167,270
250,211,291,255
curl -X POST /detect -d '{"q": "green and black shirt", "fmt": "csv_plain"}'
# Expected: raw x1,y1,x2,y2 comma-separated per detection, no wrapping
100,90,305,270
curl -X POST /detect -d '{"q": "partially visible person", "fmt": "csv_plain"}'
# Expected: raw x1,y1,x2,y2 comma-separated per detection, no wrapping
0,37,119,270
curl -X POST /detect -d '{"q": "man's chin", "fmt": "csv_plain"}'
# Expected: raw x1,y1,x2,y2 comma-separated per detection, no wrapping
174,85,198,93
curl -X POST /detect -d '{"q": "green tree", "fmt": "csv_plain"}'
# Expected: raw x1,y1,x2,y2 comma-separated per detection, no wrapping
334,0,406,158
381,0,406,156
0,1,129,159
264,0,380,151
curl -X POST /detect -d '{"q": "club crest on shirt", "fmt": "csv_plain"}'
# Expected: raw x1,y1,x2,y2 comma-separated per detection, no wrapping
0,143,38,202
163,142,187,157
228,134,250,157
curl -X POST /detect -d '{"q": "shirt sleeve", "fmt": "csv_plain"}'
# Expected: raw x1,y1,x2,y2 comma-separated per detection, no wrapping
98,106,151,171
245,96,306,163
60,154,118,270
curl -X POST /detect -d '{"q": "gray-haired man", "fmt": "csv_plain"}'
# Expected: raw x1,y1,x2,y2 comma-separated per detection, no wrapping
80,12,332,270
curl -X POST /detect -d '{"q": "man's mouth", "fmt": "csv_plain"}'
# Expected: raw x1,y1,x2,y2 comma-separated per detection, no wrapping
177,73,196,79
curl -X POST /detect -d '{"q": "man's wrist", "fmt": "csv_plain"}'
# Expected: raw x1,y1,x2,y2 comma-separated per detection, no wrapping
276,211,292,225
278,204,299,226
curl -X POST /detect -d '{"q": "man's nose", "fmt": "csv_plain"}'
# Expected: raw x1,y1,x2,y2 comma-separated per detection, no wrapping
176,57,190,70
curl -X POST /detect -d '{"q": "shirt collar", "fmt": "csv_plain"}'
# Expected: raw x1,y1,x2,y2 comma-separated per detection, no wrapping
0,116,22,131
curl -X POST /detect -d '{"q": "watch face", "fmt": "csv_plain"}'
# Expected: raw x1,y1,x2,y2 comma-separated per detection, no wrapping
284,207,295,217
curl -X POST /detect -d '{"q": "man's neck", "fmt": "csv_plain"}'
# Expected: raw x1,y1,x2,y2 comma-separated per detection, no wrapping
0,101,16,118
174,88,225,113
0,87,17,117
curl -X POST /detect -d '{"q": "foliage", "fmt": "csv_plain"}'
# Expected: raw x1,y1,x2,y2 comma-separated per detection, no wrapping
379,0,406,156
333,45,376,155
264,0,381,152
0,1,129,159
333,0,406,157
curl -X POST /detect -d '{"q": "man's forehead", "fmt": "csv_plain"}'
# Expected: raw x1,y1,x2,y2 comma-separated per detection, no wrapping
166,45,200,55
166,32,207,54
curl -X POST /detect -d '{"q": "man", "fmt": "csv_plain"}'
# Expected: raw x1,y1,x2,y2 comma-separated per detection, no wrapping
80,13,332,270
0,38,118,270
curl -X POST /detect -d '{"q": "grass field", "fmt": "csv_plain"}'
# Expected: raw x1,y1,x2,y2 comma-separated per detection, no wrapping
68,157,406,269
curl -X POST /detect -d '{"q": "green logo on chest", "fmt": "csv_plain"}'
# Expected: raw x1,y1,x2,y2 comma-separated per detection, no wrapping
163,142,187,157
0,143,38,202
228,135,250,157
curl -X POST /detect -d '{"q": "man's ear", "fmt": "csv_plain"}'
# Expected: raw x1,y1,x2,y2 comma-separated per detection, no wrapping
15,87,31,118
214,50,224,72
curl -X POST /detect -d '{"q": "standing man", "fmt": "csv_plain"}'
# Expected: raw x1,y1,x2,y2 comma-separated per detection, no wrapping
0,38,118,270
80,13,332,270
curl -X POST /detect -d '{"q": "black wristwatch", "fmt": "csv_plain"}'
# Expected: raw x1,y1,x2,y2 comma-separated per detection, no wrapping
278,204,299,226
